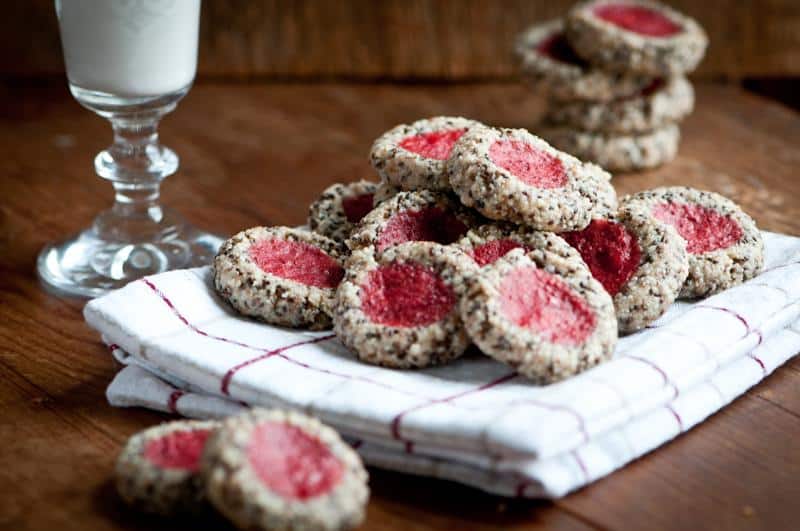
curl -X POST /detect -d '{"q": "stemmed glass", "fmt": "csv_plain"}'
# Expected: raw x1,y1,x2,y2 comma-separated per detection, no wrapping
39,0,222,297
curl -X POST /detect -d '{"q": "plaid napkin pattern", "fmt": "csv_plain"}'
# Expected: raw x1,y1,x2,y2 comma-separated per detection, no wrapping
86,232,800,498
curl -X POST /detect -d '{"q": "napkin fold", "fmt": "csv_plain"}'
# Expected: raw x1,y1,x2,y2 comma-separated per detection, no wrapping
86,231,800,498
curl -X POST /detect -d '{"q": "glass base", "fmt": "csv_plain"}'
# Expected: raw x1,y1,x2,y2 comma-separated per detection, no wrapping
37,208,223,298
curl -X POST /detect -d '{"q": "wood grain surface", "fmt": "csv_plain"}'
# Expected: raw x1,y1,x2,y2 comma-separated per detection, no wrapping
1,80,799,530
7,0,800,80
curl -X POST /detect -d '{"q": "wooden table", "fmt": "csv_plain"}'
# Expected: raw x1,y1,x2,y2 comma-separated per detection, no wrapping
1,81,799,531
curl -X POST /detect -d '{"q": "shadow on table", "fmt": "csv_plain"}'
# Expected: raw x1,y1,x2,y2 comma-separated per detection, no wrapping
90,465,555,531
367,467,558,529
92,478,234,531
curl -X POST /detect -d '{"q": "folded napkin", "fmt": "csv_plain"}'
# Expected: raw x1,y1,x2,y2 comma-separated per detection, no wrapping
86,231,800,498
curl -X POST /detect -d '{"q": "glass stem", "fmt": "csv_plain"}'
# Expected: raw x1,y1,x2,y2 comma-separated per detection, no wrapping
111,182,161,220
95,112,178,222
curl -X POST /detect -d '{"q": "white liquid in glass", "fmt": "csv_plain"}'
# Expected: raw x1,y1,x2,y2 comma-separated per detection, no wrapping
39,0,221,298
57,0,201,97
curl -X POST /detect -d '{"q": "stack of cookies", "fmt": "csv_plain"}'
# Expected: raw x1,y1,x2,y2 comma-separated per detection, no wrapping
115,409,370,530
212,114,764,386
515,0,708,172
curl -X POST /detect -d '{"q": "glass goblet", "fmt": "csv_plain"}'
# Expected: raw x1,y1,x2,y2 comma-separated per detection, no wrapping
39,0,222,297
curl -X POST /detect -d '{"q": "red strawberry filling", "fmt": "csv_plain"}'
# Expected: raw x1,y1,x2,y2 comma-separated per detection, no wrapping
247,421,344,500
652,202,743,254
377,207,468,252
489,140,568,188
399,128,467,160
593,4,682,37
499,265,595,345
470,239,526,267
361,262,455,327
144,429,212,472
249,239,344,288
563,219,642,296
342,193,375,223
537,32,586,66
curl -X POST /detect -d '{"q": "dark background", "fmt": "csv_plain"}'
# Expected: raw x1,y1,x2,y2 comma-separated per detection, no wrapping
5,0,800,109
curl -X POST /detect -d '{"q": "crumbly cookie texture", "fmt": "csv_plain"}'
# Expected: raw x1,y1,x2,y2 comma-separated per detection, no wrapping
369,116,483,192
334,242,478,369
447,125,616,231
373,179,402,207
347,189,481,254
540,124,680,172
213,226,347,330
515,18,653,102
621,186,764,298
455,222,584,266
566,0,708,77
545,76,694,134
308,180,378,243
461,249,617,384
566,205,689,333
202,409,369,531
116,420,219,515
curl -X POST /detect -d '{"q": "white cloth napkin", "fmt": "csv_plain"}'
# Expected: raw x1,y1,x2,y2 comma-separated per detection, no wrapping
86,231,800,498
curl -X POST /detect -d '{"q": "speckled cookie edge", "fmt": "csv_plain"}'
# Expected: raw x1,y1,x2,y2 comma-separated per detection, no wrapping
116,420,220,515
455,222,585,265
621,186,764,298
515,18,653,102
347,189,482,254
369,116,483,192
569,206,689,333
202,408,369,531
308,180,378,243
545,76,694,134
565,0,708,76
334,242,478,369
213,226,347,330
461,249,617,383
373,179,402,207
540,124,680,172
447,125,617,230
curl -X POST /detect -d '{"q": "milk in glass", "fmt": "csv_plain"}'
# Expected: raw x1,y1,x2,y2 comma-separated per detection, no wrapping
56,0,201,97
